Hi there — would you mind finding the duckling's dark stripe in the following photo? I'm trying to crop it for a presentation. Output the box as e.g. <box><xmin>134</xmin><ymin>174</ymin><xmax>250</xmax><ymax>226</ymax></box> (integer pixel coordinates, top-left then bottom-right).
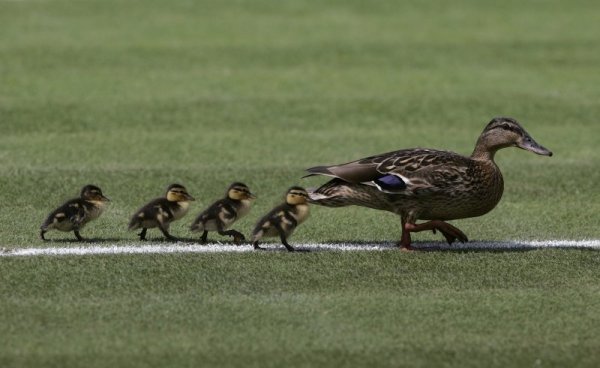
<box><xmin>290</xmin><ymin>191</ymin><xmax>308</xmax><ymax>197</ymax></box>
<box><xmin>283</xmin><ymin>212</ymin><xmax>298</xmax><ymax>227</ymax></box>
<box><xmin>222</xmin><ymin>202</ymin><xmax>237</xmax><ymax>218</ymax></box>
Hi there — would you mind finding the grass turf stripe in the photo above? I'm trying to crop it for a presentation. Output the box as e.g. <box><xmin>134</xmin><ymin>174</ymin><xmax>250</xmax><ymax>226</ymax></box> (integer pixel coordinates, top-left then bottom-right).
<box><xmin>1</xmin><ymin>240</ymin><xmax>599</xmax><ymax>257</ymax></box>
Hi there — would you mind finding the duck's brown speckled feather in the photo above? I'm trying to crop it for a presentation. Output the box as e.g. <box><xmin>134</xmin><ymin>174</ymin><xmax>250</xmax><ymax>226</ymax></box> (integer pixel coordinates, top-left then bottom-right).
<box><xmin>306</xmin><ymin>117</ymin><xmax>552</xmax><ymax>247</ymax></box>
<box><xmin>308</xmin><ymin>149</ymin><xmax>504</xmax><ymax>222</ymax></box>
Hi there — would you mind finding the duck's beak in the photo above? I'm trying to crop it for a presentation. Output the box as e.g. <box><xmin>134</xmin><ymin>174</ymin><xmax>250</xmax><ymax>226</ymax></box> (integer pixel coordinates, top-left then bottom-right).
<box><xmin>184</xmin><ymin>193</ymin><xmax>196</xmax><ymax>201</ymax></box>
<box><xmin>247</xmin><ymin>192</ymin><xmax>257</xmax><ymax>200</ymax></box>
<box><xmin>517</xmin><ymin>135</ymin><xmax>553</xmax><ymax>157</ymax></box>
<box><xmin>101</xmin><ymin>195</ymin><xmax>111</xmax><ymax>202</ymax></box>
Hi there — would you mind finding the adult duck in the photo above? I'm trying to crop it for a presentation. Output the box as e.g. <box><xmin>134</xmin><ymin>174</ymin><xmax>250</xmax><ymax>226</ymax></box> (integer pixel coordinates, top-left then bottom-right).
<box><xmin>305</xmin><ymin>117</ymin><xmax>552</xmax><ymax>250</ymax></box>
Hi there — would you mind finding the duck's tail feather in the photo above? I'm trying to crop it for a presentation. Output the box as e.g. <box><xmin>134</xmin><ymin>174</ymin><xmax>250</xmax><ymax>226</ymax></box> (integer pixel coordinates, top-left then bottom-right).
<box><xmin>303</xmin><ymin>165</ymin><xmax>337</xmax><ymax>179</ymax></box>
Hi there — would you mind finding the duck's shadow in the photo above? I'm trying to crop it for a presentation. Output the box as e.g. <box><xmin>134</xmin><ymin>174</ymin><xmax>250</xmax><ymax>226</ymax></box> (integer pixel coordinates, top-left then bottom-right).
<box><xmin>305</xmin><ymin>240</ymin><xmax>599</xmax><ymax>253</ymax></box>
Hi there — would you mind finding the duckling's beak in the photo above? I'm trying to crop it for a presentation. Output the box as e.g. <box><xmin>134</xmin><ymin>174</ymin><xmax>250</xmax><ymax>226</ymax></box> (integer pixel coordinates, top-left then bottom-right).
<box><xmin>101</xmin><ymin>195</ymin><xmax>111</xmax><ymax>202</ymax></box>
<box><xmin>518</xmin><ymin>135</ymin><xmax>553</xmax><ymax>157</ymax></box>
<box><xmin>247</xmin><ymin>192</ymin><xmax>257</xmax><ymax>200</ymax></box>
<box><xmin>184</xmin><ymin>193</ymin><xmax>196</xmax><ymax>201</ymax></box>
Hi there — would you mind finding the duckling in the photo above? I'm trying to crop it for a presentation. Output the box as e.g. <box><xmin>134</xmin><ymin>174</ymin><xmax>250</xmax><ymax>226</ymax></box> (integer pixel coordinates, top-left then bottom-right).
<box><xmin>40</xmin><ymin>184</ymin><xmax>110</xmax><ymax>241</ymax></box>
<box><xmin>251</xmin><ymin>186</ymin><xmax>310</xmax><ymax>252</ymax></box>
<box><xmin>190</xmin><ymin>182</ymin><xmax>256</xmax><ymax>244</ymax></box>
<box><xmin>128</xmin><ymin>183</ymin><xmax>195</xmax><ymax>241</ymax></box>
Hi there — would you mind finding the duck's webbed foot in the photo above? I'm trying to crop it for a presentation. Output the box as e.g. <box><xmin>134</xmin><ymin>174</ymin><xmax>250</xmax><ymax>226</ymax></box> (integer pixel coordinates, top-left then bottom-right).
<box><xmin>405</xmin><ymin>220</ymin><xmax>468</xmax><ymax>245</ymax></box>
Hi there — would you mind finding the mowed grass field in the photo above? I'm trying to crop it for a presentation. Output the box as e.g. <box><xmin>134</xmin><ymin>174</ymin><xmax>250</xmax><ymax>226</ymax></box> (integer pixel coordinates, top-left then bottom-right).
<box><xmin>1</xmin><ymin>0</ymin><xmax>600</xmax><ymax>367</ymax></box>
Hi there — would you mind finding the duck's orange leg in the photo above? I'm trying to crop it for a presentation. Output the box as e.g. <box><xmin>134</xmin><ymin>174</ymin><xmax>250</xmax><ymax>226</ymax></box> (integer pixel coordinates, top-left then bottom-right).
<box><xmin>398</xmin><ymin>218</ymin><xmax>417</xmax><ymax>251</ymax></box>
<box><xmin>405</xmin><ymin>221</ymin><xmax>468</xmax><ymax>245</ymax></box>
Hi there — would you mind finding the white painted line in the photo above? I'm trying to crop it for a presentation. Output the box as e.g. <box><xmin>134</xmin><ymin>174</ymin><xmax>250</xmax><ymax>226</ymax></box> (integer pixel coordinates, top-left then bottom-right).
<box><xmin>1</xmin><ymin>240</ymin><xmax>599</xmax><ymax>257</ymax></box>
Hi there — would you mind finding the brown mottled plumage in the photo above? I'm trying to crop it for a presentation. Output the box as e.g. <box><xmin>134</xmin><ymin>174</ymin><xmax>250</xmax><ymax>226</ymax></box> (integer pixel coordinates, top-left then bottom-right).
<box><xmin>40</xmin><ymin>185</ymin><xmax>110</xmax><ymax>241</ymax></box>
<box><xmin>129</xmin><ymin>184</ymin><xmax>195</xmax><ymax>241</ymax></box>
<box><xmin>190</xmin><ymin>182</ymin><xmax>256</xmax><ymax>244</ymax></box>
<box><xmin>251</xmin><ymin>187</ymin><xmax>310</xmax><ymax>252</ymax></box>
<box><xmin>306</xmin><ymin>117</ymin><xmax>552</xmax><ymax>250</ymax></box>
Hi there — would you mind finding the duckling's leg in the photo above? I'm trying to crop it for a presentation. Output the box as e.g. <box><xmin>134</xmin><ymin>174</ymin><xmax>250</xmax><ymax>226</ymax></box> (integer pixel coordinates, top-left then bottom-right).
<box><xmin>252</xmin><ymin>240</ymin><xmax>264</xmax><ymax>250</ymax></box>
<box><xmin>216</xmin><ymin>222</ymin><xmax>246</xmax><ymax>244</ymax></box>
<box><xmin>274</xmin><ymin>224</ymin><xmax>295</xmax><ymax>252</ymax></box>
<box><xmin>138</xmin><ymin>228</ymin><xmax>147</xmax><ymax>241</ymax></box>
<box><xmin>405</xmin><ymin>221</ymin><xmax>468</xmax><ymax>245</ymax></box>
<box><xmin>251</xmin><ymin>230</ymin><xmax>265</xmax><ymax>250</ymax></box>
<box><xmin>218</xmin><ymin>229</ymin><xmax>246</xmax><ymax>244</ymax></box>
<box><xmin>40</xmin><ymin>229</ymin><xmax>47</xmax><ymax>241</ymax></box>
<box><xmin>200</xmin><ymin>230</ymin><xmax>208</xmax><ymax>243</ymax></box>
<box><xmin>73</xmin><ymin>230</ymin><xmax>85</xmax><ymax>241</ymax></box>
<box><xmin>157</xmin><ymin>223</ymin><xmax>178</xmax><ymax>241</ymax></box>
<box><xmin>279</xmin><ymin>235</ymin><xmax>295</xmax><ymax>252</ymax></box>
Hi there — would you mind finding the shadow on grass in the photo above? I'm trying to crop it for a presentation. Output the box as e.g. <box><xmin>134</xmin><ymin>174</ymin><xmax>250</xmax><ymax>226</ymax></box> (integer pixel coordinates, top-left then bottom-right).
<box><xmin>43</xmin><ymin>236</ymin><xmax>230</xmax><ymax>244</ymax></box>
<box><xmin>44</xmin><ymin>237</ymin><xmax>125</xmax><ymax>244</ymax></box>
<box><xmin>310</xmin><ymin>240</ymin><xmax>599</xmax><ymax>253</ymax></box>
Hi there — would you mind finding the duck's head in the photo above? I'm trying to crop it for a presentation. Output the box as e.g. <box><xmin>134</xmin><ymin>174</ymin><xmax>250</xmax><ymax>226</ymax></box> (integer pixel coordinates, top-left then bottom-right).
<box><xmin>80</xmin><ymin>184</ymin><xmax>110</xmax><ymax>203</ymax></box>
<box><xmin>285</xmin><ymin>186</ymin><xmax>309</xmax><ymax>205</ymax></box>
<box><xmin>227</xmin><ymin>182</ymin><xmax>256</xmax><ymax>201</ymax></box>
<box><xmin>166</xmin><ymin>183</ymin><xmax>195</xmax><ymax>202</ymax></box>
<box><xmin>473</xmin><ymin>117</ymin><xmax>553</xmax><ymax>159</ymax></box>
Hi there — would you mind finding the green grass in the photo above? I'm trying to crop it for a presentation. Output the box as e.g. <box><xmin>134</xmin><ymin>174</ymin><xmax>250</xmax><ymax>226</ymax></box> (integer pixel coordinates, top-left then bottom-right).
<box><xmin>1</xmin><ymin>0</ymin><xmax>600</xmax><ymax>366</ymax></box>
<box><xmin>2</xmin><ymin>250</ymin><xmax>600</xmax><ymax>367</ymax></box>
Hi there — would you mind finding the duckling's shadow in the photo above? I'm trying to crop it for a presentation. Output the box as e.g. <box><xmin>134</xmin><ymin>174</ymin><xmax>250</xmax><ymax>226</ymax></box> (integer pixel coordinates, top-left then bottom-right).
<box><xmin>178</xmin><ymin>237</ymin><xmax>249</xmax><ymax>246</ymax></box>
<box><xmin>42</xmin><ymin>237</ymin><xmax>124</xmax><ymax>244</ymax></box>
<box><xmin>253</xmin><ymin>247</ymin><xmax>311</xmax><ymax>253</ymax></box>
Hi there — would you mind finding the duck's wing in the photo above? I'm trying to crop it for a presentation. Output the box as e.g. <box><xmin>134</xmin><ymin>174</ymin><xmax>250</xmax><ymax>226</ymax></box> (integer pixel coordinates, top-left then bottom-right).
<box><xmin>306</xmin><ymin>155</ymin><xmax>383</xmax><ymax>183</ymax></box>
<box><xmin>128</xmin><ymin>198</ymin><xmax>169</xmax><ymax>230</ymax></box>
<box><xmin>376</xmin><ymin>149</ymin><xmax>473</xmax><ymax>194</ymax></box>
<box><xmin>193</xmin><ymin>199</ymin><xmax>222</xmax><ymax>222</ymax></box>
<box><xmin>41</xmin><ymin>198</ymin><xmax>85</xmax><ymax>229</ymax></box>
<box><xmin>307</xmin><ymin>149</ymin><xmax>471</xmax><ymax>194</ymax></box>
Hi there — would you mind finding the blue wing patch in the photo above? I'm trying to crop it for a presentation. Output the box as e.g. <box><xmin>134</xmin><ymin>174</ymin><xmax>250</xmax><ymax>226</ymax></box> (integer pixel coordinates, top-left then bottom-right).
<box><xmin>373</xmin><ymin>174</ymin><xmax>406</xmax><ymax>192</ymax></box>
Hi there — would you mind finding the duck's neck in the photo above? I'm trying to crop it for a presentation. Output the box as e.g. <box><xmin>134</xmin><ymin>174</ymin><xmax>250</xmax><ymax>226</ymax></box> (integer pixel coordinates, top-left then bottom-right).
<box><xmin>471</xmin><ymin>139</ymin><xmax>498</xmax><ymax>162</ymax></box>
